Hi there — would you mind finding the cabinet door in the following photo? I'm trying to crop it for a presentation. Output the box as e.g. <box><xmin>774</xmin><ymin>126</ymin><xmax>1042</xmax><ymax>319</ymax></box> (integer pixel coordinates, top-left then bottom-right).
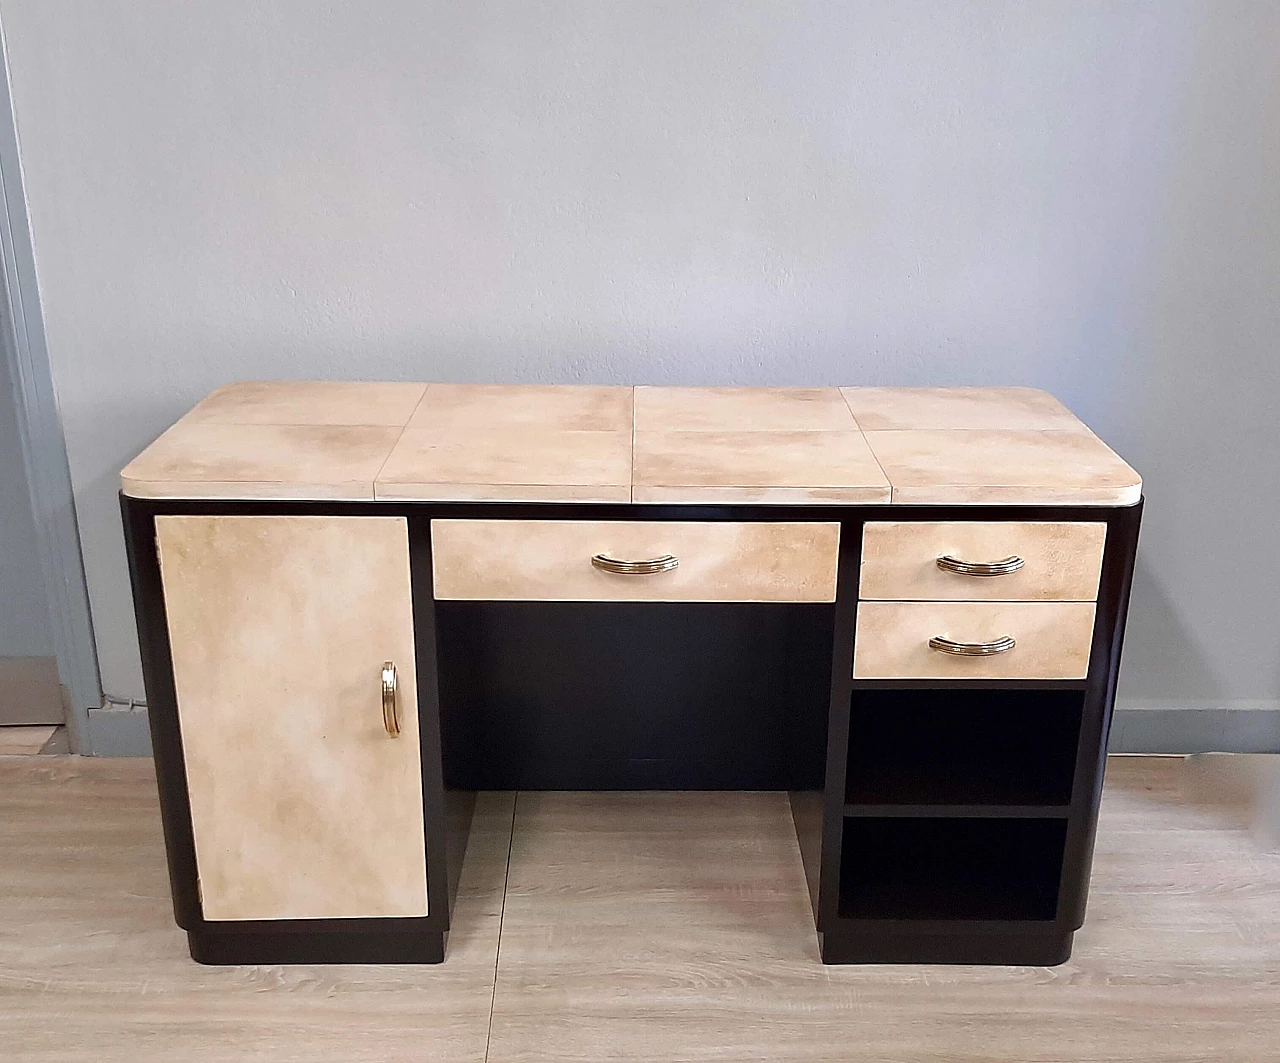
<box><xmin>155</xmin><ymin>514</ymin><xmax>428</xmax><ymax>921</ymax></box>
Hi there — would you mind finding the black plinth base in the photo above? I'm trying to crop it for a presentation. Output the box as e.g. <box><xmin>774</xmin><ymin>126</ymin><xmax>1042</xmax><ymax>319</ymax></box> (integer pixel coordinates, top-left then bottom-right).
<box><xmin>821</xmin><ymin>928</ymin><xmax>1073</xmax><ymax>966</ymax></box>
<box><xmin>188</xmin><ymin>928</ymin><xmax>446</xmax><ymax>965</ymax></box>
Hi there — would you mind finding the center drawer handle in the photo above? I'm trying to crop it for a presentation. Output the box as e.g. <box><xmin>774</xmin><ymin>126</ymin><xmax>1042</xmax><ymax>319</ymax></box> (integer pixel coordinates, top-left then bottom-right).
<box><xmin>928</xmin><ymin>634</ymin><xmax>1017</xmax><ymax>656</ymax></box>
<box><xmin>591</xmin><ymin>553</ymin><xmax>679</xmax><ymax>575</ymax></box>
<box><xmin>936</xmin><ymin>554</ymin><xmax>1025</xmax><ymax>577</ymax></box>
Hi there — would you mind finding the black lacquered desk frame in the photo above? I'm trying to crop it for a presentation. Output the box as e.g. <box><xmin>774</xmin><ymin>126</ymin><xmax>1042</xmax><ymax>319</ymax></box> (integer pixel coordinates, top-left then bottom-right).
<box><xmin>123</xmin><ymin>495</ymin><xmax>1141</xmax><ymax>966</ymax></box>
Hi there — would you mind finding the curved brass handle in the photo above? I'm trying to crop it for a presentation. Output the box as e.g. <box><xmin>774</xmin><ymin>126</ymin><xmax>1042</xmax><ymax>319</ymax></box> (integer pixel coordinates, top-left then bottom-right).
<box><xmin>936</xmin><ymin>554</ymin><xmax>1025</xmax><ymax>577</ymax></box>
<box><xmin>928</xmin><ymin>634</ymin><xmax>1017</xmax><ymax>657</ymax></box>
<box><xmin>591</xmin><ymin>553</ymin><xmax>679</xmax><ymax>575</ymax></box>
<box><xmin>381</xmin><ymin>661</ymin><xmax>401</xmax><ymax>737</ymax></box>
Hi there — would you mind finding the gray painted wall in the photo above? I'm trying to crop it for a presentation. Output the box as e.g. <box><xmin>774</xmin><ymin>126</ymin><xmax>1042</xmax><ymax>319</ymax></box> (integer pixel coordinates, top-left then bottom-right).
<box><xmin>1</xmin><ymin>2</ymin><xmax>1277</xmax><ymax>739</ymax></box>
<box><xmin>0</xmin><ymin>305</ymin><xmax>53</xmax><ymax>659</ymax></box>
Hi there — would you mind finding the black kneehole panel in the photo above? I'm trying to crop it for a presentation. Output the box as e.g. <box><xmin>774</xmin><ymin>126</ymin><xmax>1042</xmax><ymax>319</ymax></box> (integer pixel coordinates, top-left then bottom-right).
<box><xmin>436</xmin><ymin>601</ymin><xmax>833</xmax><ymax>790</ymax></box>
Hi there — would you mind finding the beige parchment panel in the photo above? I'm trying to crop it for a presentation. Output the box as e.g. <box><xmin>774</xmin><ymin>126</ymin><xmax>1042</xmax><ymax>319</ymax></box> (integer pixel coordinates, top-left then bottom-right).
<box><xmin>633</xmin><ymin>429</ymin><xmax>892</xmax><ymax>500</ymax></box>
<box><xmin>853</xmin><ymin>600</ymin><xmax>1096</xmax><ymax>679</ymax></box>
<box><xmin>864</xmin><ymin>429</ymin><xmax>1142</xmax><ymax>505</ymax></box>
<box><xmin>407</xmin><ymin>383</ymin><xmax>633</xmax><ymax>432</ymax></box>
<box><xmin>377</xmin><ymin>481</ymin><xmax>632</xmax><ymax>503</ymax></box>
<box><xmin>840</xmin><ymin>386</ymin><xmax>1085</xmax><ymax>431</ymax></box>
<box><xmin>184</xmin><ymin>381</ymin><xmax>427</xmax><ymax>426</ymax></box>
<box><xmin>156</xmin><ymin>515</ymin><xmax>427</xmax><ymax>920</ymax></box>
<box><xmin>121</xmin><ymin>423</ymin><xmax>401</xmax><ymax>500</ymax></box>
<box><xmin>431</xmin><ymin>519</ymin><xmax>840</xmax><ymax>602</ymax></box>
<box><xmin>634</xmin><ymin>386</ymin><xmax>857</xmax><ymax>432</ymax></box>
<box><xmin>631</xmin><ymin>484</ymin><xmax>890</xmax><ymax>504</ymax></box>
<box><xmin>860</xmin><ymin>521</ymin><xmax>1107</xmax><ymax>601</ymax></box>
<box><xmin>378</xmin><ymin>426</ymin><xmax>632</xmax><ymax>501</ymax></box>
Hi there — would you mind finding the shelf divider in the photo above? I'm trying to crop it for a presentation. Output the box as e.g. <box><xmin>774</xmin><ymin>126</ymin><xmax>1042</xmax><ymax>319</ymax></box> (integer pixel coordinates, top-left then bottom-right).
<box><xmin>843</xmin><ymin>802</ymin><xmax>1070</xmax><ymax>820</ymax></box>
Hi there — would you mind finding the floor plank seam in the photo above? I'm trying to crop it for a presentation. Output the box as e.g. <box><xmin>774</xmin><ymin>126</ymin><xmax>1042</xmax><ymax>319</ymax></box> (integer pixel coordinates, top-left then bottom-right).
<box><xmin>484</xmin><ymin>791</ymin><xmax>518</xmax><ymax>1063</ymax></box>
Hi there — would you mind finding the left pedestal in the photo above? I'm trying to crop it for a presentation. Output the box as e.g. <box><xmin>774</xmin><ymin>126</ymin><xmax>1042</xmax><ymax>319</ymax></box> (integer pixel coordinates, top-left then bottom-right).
<box><xmin>123</xmin><ymin>502</ymin><xmax>458</xmax><ymax>964</ymax></box>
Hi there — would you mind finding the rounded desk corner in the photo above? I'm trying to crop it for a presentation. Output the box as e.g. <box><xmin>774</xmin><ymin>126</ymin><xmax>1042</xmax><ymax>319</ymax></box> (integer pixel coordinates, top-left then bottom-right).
<box><xmin>120</xmin><ymin>472</ymin><xmax>152</xmax><ymax>499</ymax></box>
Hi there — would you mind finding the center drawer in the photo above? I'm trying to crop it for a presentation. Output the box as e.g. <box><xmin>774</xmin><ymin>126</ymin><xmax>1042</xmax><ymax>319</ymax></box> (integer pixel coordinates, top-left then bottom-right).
<box><xmin>431</xmin><ymin>519</ymin><xmax>840</xmax><ymax>602</ymax></box>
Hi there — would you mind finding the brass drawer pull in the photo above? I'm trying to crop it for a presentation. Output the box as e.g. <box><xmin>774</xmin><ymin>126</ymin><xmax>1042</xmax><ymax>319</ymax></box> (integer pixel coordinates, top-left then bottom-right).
<box><xmin>381</xmin><ymin>661</ymin><xmax>401</xmax><ymax>737</ymax></box>
<box><xmin>928</xmin><ymin>634</ymin><xmax>1017</xmax><ymax>656</ymax></box>
<box><xmin>591</xmin><ymin>553</ymin><xmax>679</xmax><ymax>575</ymax></box>
<box><xmin>936</xmin><ymin>554</ymin><xmax>1025</xmax><ymax>577</ymax></box>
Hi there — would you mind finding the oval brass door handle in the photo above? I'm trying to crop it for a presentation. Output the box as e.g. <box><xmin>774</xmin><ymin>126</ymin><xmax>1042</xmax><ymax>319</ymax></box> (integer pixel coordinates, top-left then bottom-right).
<box><xmin>936</xmin><ymin>554</ymin><xmax>1025</xmax><ymax>577</ymax></box>
<box><xmin>381</xmin><ymin>661</ymin><xmax>401</xmax><ymax>737</ymax></box>
<box><xmin>928</xmin><ymin>634</ymin><xmax>1017</xmax><ymax>656</ymax></box>
<box><xmin>591</xmin><ymin>553</ymin><xmax>679</xmax><ymax>574</ymax></box>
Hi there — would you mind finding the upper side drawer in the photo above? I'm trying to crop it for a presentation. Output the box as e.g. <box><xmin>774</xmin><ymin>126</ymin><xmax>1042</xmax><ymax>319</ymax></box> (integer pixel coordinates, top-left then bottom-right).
<box><xmin>859</xmin><ymin>521</ymin><xmax>1106</xmax><ymax>601</ymax></box>
<box><xmin>432</xmin><ymin>519</ymin><xmax>839</xmax><ymax>602</ymax></box>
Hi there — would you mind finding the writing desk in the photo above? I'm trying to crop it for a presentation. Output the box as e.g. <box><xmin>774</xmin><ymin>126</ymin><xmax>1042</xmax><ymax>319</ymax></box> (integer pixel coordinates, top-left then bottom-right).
<box><xmin>121</xmin><ymin>383</ymin><xmax>1141</xmax><ymax>965</ymax></box>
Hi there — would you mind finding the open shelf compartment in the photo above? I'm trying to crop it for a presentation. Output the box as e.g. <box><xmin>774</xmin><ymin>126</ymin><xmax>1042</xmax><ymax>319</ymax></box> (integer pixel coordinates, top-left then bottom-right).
<box><xmin>838</xmin><ymin>816</ymin><xmax>1068</xmax><ymax>921</ymax></box>
<box><xmin>845</xmin><ymin>687</ymin><xmax>1082</xmax><ymax>808</ymax></box>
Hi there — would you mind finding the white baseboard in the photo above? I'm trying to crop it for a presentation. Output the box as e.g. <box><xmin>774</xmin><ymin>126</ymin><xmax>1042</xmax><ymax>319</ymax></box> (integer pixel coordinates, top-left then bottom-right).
<box><xmin>1111</xmin><ymin>700</ymin><xmax>1280</xmax><ymax>753</ymax></box>
<box><xmin>85</xmin><ymin>701</ymin><xmax>151</xmax><ymax>756</ymax></box>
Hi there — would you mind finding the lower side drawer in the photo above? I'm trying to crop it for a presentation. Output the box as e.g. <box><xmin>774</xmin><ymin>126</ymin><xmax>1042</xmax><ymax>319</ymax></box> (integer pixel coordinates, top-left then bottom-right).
<box><xmin>853</xmin><ymin>600</ymin><xmax>1096</xmax><ymax>680</ymax></box>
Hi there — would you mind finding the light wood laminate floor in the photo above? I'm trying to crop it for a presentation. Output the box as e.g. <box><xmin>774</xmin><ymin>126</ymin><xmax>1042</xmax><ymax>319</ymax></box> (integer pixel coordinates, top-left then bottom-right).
<box><xmin>0</xmin><ymin>726</ymin><xmax>59</xmax><ymax>755</ymax></box>
<box><xmin>1</xmin><ymin>757</ymin><xmax>1277</xmax><ymax>1061</ymax></box>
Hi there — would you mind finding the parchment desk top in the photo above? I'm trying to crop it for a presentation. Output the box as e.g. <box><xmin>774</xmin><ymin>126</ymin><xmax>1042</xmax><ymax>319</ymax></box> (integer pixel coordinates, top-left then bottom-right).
<box><xmin>121</xmin><ymin>383</ymin><xmax>1141</xmax><ymax>506</ymax></box>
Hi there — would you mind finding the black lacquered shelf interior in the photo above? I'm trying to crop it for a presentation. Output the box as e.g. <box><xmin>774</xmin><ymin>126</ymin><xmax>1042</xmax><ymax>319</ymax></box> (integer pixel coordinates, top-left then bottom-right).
<box><xmin>844</xmin><ymin>687</ymin><xmax>1082</xmax><ymax>808</ymax></box>
<box><xmin>838</xmin><ymin>816</ymin><xmax>1068</xmax><ymax>921</ymax></box>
